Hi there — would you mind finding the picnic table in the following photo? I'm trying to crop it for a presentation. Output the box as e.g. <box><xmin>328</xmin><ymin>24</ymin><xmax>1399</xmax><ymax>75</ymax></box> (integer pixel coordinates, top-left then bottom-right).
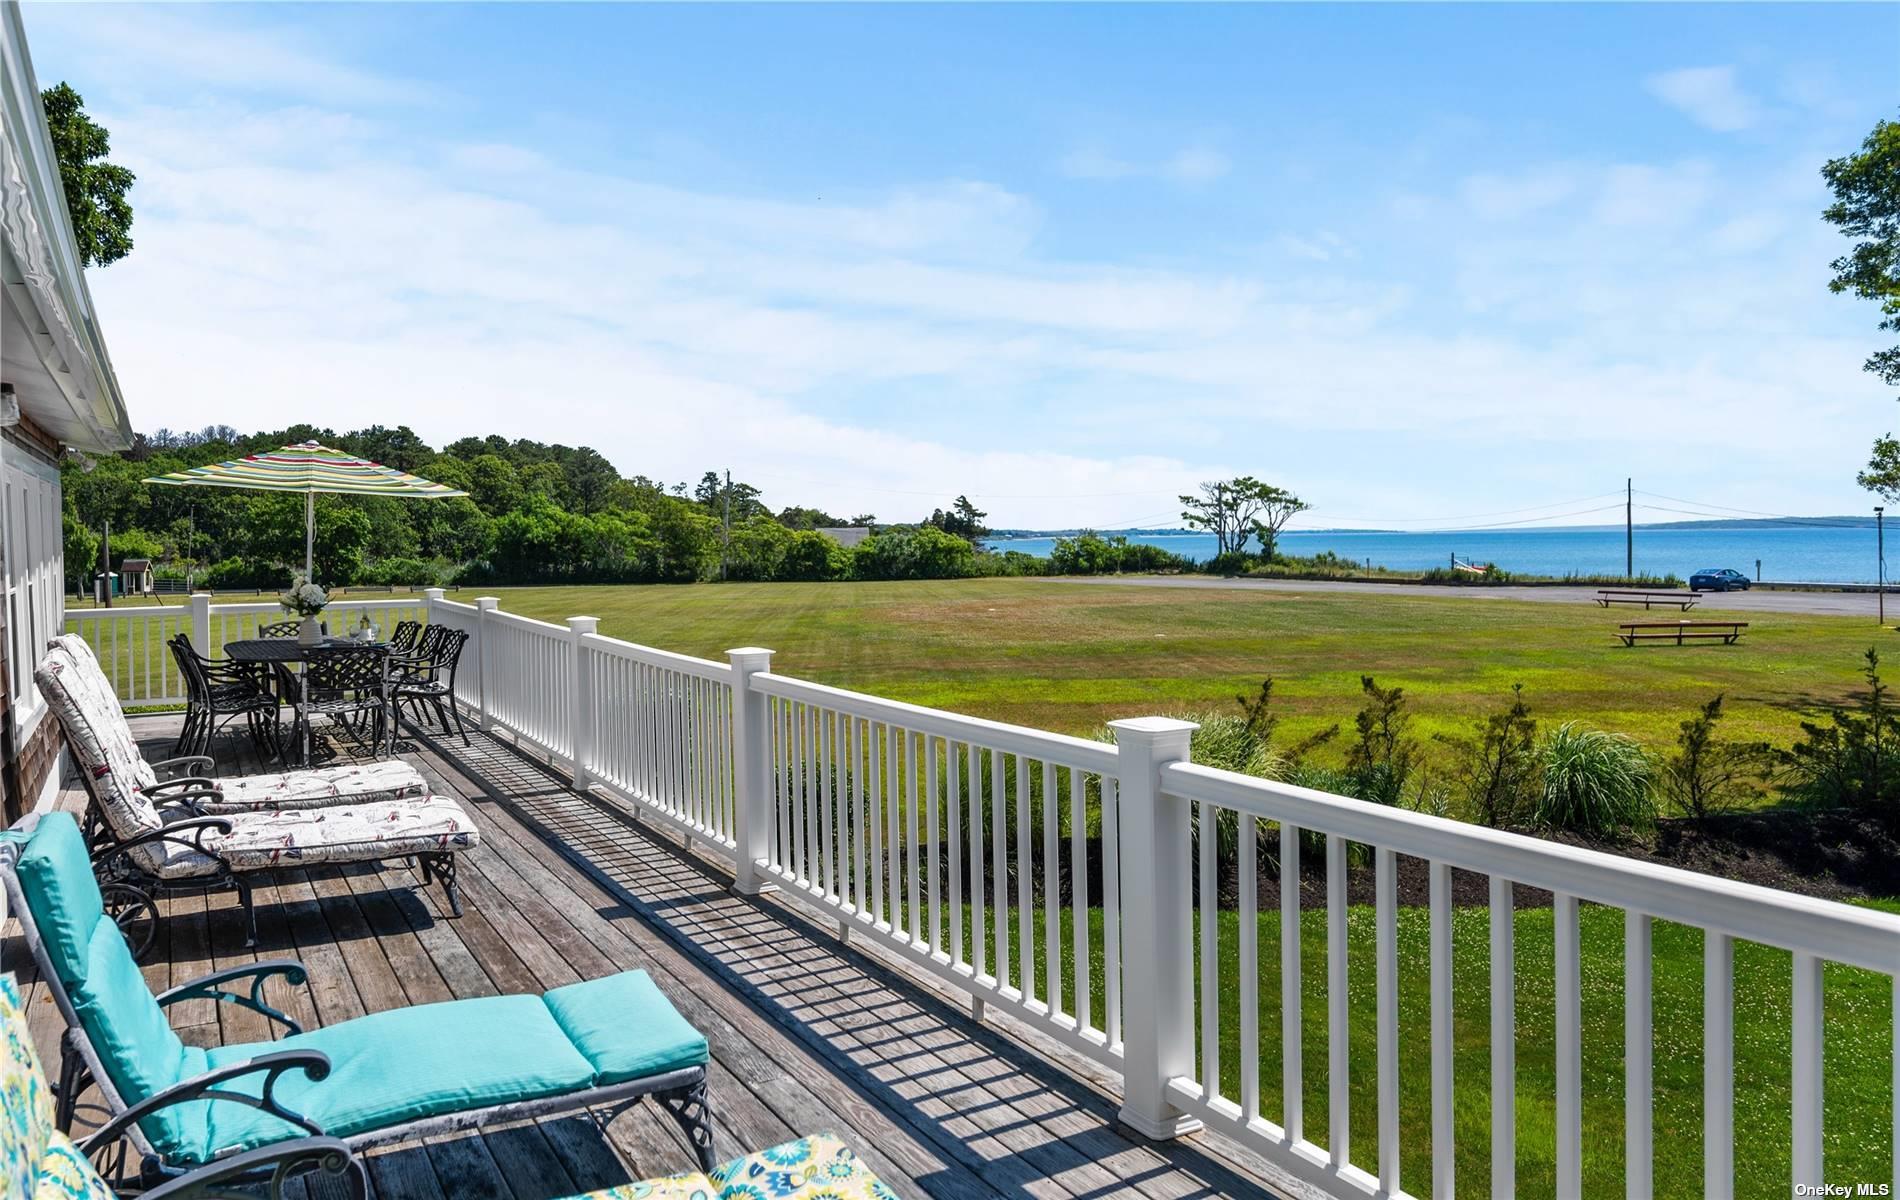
<box><xmin>1616</xmin><ymin>620</ymin><xmax>1747</xmax><ymax>646</ymax></box>
<box><xmin>1596</xmin><ymin>588</ymin><xmax>1700</xmax><ymax>610</ymax></box>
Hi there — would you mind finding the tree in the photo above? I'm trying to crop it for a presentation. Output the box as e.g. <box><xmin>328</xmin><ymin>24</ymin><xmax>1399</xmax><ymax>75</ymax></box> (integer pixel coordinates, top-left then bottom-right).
<box><xmin>1661</xmin><ymin>695</ymin><xmax>1768</xmax><ymax>830</ymax></box>
<box><xmin>1823</xmin><ymin>113</ymin><xmax>1900</xmax><ymax>389</ymax></box>
<box><xmin>1179</xmin><ymin>476</ymin><xmax>1301</xmax><ymax>559</ymax></box>
<box><xmin>41</xmin><ymin>84</ymin><xmax>134</xmax><ymax>267</ymax></box>
<box><xmin>1249</xmin><ymin>485</ymin><xmax>1309</xmax><ymax>561</ymax></box>
<box><xmin>1446</xmin><ymin>684</ymin><xmax>1540</xmax><ymax>828</ymax></box>
<box><xmin>927</xmin><ymin>495</ymin><xmax>989</xmax><ymax>544</ymax></box>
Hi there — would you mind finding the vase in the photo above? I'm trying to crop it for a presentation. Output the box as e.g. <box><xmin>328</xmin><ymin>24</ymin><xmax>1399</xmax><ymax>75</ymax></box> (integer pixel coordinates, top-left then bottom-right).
<box><xmin>298</xmin><ymin>616</ymin><xmax>321</xmax><ymax>645</ymax></box>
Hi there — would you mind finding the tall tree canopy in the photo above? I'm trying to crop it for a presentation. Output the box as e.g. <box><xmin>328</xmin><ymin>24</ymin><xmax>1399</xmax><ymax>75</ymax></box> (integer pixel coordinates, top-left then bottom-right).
<box><xmin>1823</xmin><ymin>113</ymin><xmax>1900</xmax><ymax>497</ymax></box>
<box><xmin>41</xmin><ymin>83</ymin><xmax>134</xmax><ymax>267</ymax></box>
<box><xmin>1180</xmin><ymin>477</ymin><xmax>1304</xmax><ymax>559</ymax></box>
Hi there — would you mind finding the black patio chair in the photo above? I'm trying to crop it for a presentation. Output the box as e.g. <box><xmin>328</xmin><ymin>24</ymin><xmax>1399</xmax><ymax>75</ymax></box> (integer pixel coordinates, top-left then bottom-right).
<box><xmin>388</xmin><ymin>619</ymin><xmax>422</xmax><ymax>653</ymax></box>
<box><xmin>258</xmin><ymin>620</ymin><xmax>302</xmax><ymax>638</ymax></box>
<box><xmin>167</xmin><ymin>634</ymin><xmax>281</xmax><ymax>762</ymax></box>
<box><xmin>300</xmin><ymin>643</ymin><xmax>393</xmax><ymax>759</ymax></box>
<box><xmin>392</xmin><ymin>626</ymin><xmax>470</xmax><ymax>746</ymax></box>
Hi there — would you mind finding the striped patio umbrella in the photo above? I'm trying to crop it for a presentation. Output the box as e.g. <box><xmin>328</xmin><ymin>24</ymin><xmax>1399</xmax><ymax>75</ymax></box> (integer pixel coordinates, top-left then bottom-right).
<box><xmin>144</xmin><ymin>441</ymin><xmax>468</xmax><ymax>578</ymax></box>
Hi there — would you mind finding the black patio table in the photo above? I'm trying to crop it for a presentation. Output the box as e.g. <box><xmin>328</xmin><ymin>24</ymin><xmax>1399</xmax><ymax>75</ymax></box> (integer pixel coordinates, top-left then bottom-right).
<box><xmin>224</xmin><ymin>637</ymin><xmax>393</xmax><ymax>764</ymax></box>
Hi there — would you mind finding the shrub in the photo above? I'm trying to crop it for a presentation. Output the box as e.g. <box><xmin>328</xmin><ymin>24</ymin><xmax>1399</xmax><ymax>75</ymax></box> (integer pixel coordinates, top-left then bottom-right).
<box><xmin>1443</xmin><ymin>684</ymin><xmax>1541</xmax><ymax>827</ymax></box>
<box><xmin>1661</xmin><ymin>695</ymin><xmax>1769</xmax><ymax>828</ymax></box>
<box><xmin>778</xmin><ymin>530</ymin><xmax>851</xmax><ymax>581</ymax></box>
<box><xmin>1536</xmin><ymin>723</ymin><xmax>1654</xmax><ymax>835</ymax></box>
<box><xmin>851</xmin><ymin>526</ymin><xmax>977</xmax><ymax>580</ymax></box>
<box><xmin>1346</xmin><ymin>676</ymin><xmax>1417</xmax><ymax>806</ymax></box>
<box><xmin>199</xmin><ymin>556</ymin><xmax>284</xmax><ymax>590</ymax></box>
<box><xmin>360</xmin><ymin>556</ymin><xmax>443</xmax><ymax>588</ymax></box>
<box><xmin>1779</xmin><ymin>647</ymin><xmax>1900</xmax><ymax>826</ymax></box>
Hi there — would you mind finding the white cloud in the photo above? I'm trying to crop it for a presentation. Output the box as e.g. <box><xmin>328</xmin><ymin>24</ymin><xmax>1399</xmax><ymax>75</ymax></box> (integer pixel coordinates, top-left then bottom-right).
<box><xmin>45</xmin><ymin>9</ymin><xmax>1887</xmax><ymax>526</ymax></box>
<box><xmin>1057</xmin><ymin>143</ymin><xmax>1230</xmax><ymax>184</ymax></box>
<box><xmin>1645</xmin><ymin>66</ymin><xmax>1760</xmax><ymax>132</ymax></box>
<box><xmin>1461</xmin><ymin>166</ymin><xmax>1577</xmax><ymax>220</ymax></box>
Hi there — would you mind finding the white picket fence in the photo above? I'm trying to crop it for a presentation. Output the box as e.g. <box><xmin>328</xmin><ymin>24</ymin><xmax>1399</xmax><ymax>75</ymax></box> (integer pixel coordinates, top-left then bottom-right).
<box><xmin>65</xmin><ymin>592</ymin><xmax>1900</xmax><ymax>1200</ymax></box>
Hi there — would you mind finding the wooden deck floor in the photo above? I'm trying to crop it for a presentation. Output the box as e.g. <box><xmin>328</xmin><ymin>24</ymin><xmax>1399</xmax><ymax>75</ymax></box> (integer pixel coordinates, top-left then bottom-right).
<box><xmin>3</xmin><ymin>712</ymin><xmax>1300</xmax><ymax>1200</ymax></box>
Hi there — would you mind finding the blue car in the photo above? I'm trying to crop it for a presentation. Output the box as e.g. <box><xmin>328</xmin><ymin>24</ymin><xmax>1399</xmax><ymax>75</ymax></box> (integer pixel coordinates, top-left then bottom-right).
<box><xmin>1689</xmin><ymin>567</ymin><xmax>1751</xmax><ymax>592</ymax></box>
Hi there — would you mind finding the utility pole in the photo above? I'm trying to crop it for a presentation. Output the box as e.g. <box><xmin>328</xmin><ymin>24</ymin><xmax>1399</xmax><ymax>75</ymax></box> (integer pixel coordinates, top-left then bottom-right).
<box><xmin>100</xmin><ymin>518</ymin><xmax>112</xmax><ymax>609</ymax></box>
<box><xmin>1878</xmin><ymin>506</ymin><xmax>1886</xmax><ymax>627</ymax></box>
<box><xmin>1626</xmin><ymin>478</ymin><xmax>1633</xmax><ymax>579</ymax></box>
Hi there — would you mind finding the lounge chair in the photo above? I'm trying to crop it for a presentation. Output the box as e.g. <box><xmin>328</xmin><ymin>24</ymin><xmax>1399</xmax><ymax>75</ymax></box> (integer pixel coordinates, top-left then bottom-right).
<box><xmin>52</xmin><ymin>633</ymin><xmax>428</xmax><ymax>814</ymax></box>
<box><xmin>5</xmin><ymin>967</ymin><xmax>884</xmax><ymax>1200</ymax></box>
<box><xmin>1</xmin><ymin>813</ymin><xmax>717</xmax><ymax>1192</ymax></box>
<box><xmin>36</xmin><ymin>637</ymin><xmax>477</xmax><ymax>948</ymax></box>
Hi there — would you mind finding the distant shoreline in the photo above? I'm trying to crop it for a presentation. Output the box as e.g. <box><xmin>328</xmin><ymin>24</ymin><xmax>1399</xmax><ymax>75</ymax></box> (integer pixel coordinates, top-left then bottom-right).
<box><xmin>989</xmin><ymin>516</ymin><xmax>1876</xmax><ymax>538</ymax></box>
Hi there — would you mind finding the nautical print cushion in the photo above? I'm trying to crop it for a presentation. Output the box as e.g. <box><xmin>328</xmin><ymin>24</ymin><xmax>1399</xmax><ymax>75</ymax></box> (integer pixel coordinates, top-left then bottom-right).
<box><xmin>152</xmin><ymin>795</ymin><xmax>481</xmax><ymax>878</ymax></box>
<box><xmin>189</xmin><ymin>760</ymin><xmax>428</xmax><ymax>813</ymax></box>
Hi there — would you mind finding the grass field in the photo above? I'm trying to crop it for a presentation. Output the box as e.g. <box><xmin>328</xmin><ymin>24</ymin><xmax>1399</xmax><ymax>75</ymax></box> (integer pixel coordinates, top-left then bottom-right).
<box><xmin>439</xmin><ymin>578</ymin><xmax>1894</xmax><ymax>788</ymax></box>
<box><xmin>944</xmin><ymin>895</ymin><xmax>1897</xmax><ymax>1199</ymax></box>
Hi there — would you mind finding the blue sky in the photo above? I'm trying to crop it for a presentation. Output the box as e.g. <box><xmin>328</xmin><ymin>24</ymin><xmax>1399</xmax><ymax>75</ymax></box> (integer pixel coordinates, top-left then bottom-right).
<box><xmin>22</xmin><ymin>3</ymin><xmax>1900</xmax><ymax>528</ymax></box>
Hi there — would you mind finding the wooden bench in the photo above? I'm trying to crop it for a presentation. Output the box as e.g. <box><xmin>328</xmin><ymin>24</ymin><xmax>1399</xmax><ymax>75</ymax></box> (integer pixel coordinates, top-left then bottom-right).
<box><xmin>1617</xmin><ymin>620</ymin><xmax>1747</xmax><ymax>646</ymax></box>
<box><xmin>1596</xmin><ymin>588</ymin><xmax>1700</xmax><ymax>610</ymax></box>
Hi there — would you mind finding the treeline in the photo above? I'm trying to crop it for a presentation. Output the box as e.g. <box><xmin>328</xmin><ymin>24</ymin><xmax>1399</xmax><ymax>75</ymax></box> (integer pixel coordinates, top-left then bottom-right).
<box><xmin>61</xmin><ymin>424</ymin><xmax>1206</xmax><ymax>589</ymax></box>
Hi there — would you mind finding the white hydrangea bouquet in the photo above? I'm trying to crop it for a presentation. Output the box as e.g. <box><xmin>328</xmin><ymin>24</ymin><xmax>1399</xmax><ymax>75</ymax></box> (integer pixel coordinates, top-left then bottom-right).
<box><xmin>279</xmin><ymin>573</ymin><xmax>330</xmax><ymax>617</ymax></box>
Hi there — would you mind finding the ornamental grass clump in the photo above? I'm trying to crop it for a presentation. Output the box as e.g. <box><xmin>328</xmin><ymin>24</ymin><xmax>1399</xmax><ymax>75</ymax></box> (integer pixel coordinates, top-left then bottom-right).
<box><xmin>1536</xmin><ymin>722</ymin><xmax>1655</xmax><ymax>836</ymax></box>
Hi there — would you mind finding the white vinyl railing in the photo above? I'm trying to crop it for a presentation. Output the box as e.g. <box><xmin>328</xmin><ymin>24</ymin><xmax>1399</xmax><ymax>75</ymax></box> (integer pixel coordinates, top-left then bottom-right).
<box><xmin>64</xmin><ymin>591</ymin><xmax>1900</xmax><ymax>1198</ymax></box>
<box><xmin>64</xmin><ymin>593</ymin><xmax>431</xmax><ymax>706</ymax></box>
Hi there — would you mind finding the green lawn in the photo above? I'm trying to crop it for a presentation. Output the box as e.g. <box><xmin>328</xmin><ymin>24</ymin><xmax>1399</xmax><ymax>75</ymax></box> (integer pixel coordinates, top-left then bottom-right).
<box><xmin>448</xmin><ymin>578</ymin><xmax>1890</xmax><ymax>782</ymax></box>
<box><xmin>939</xmin><ymin>895</ymin><xmax>1897</xmax><ymax>1199</ymax></box>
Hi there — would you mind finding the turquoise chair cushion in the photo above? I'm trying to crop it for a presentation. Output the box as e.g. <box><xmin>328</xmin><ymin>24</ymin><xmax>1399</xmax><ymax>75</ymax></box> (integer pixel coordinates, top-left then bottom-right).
<box><xmin>69</xmin><ymin>920</ymin><xmax>207</xmax><ymax>1160</ymax></box>
<box><xmin>544</xmin><ymin>971</ymin><xmax>709</xmax><ymax>1085</ymax></box>
<box><xmin>199</xmin><ymin>994</ymin><xmax>596</xmax><ymax>1157</ymax></box>
<box><xmin>15</xmin><ymin>815</ymin><xmax>105</xmax><ymax>987</ymax></box>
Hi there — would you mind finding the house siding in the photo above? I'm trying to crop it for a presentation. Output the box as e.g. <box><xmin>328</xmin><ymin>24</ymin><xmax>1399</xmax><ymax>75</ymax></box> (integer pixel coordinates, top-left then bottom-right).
<box><xmin>0</xmin><ymin>412</ymin><xmax>65</xmax><ymax>825</ymax></box>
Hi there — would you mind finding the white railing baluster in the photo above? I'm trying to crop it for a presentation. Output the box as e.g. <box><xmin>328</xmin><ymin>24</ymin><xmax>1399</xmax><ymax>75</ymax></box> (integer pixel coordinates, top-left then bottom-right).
<box><xmin>1328</xmin><ymin>833</ymin><xmax>1350</xmax><ymax>1169</ymax></box>
<box><xmin>1072</xmin><ymin>768</ymin><xmax>1091</xmax><ymax>1034</ymax></box>
<box><xmin>1281</xmin><ymin>820</ymin><xmax>1302</xmax><ymax>1145</ymax></box>
<box><xmin>1104</xmin><ymin>776</ymin><xmax>1123</xmax><ymax>1052</ymax></box>
<box><xmin>992</xmin><ymin>748</ymin><xmax>1009</xmax><ymax>993</ymax></box>
<box><xmin>1626</xmin><ymin>910</ymin><xmax>1652</xmax><ymax>1200</ymax></box>
<box><xmin>1042</xmin><ymin>759</ymin><xmax>1059</xmax><ymax>1015</ymax></box>
<box><xmin>1017</xmin><ymin>753</ymin><xmax>1034</xmax><ymax>1005</ymax></box>
<box><xmin>947</xmin><ymin>739</ymin><xmax>964</xmax><ymax>968</ymax></box>
<box><xmin>1705</xmin><ymin>931</ymin><xmax>1734</xmax><ymax>1200</ymax></box>
<box><xmin>873</xmin><ymin>722</ymin><xmax>887</xmax><ymax>928</ymax></box>
<box><xmin>968</xmin><ymin>742</ymin><xmax>984</xmax><ymax>981</ymax></box>
<box><xmin>1555</xmin><ymin>892</ymin><xmax>1582</xmax><ymax>1200</ymax></box>
<box><xmin>1376</xmin><ymin>846</ymin><xmax>1399</xmax><ymax>1197</ymax></box>
<box><xmin>1200</xmin><ymin>799</ymin><xmax>1220</xmax><ymax>1101</ymax></box>
<box><xmin>925</xmin><ymin>734</ymin><xmax>941</xmax><ymax>953</ymax></box>
<box><xmin>1792</xmin><ymin>951</ymin><xmax>1822</xmax><ymax>1192</ymax></box>
<box><xmin>1238</xmin><ymin>812</ymin><xmax>1258</xmax><ymax>1124</ymax></box>
<box><xmin>905</xmin><ymin>729</ymin><xmax>920</xmax><ymax>943</ymax></box>
<box><xmin>1430</xmin><ymin>859</ymin><xmax>1454</xmax><ymax>1200</ymax></box>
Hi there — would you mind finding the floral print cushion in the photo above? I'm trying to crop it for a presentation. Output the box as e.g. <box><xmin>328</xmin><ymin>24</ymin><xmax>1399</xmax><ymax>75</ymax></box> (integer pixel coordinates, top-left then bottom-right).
<box><xmin>152</xmin><ymin>794</ymin><xmax>481</xmax><ymax>878</ymax></box>
<box><xmin>3</xmin><ymin>975</ymin><xmax>112</xmax><ymax>1200</ymax></box>
<box><xmin>29</xmin><ymin>1136</ymin><xmax>113</xmax><ymax>1200</ymax></box>
<box><xmin>33</xmin><ymin>645</ymin><xmax>166</xmax><ymax>872</ymax></box>
<box><xmin>192</xmin><ymin>760</ymin><xmax>428</xmax><ymax>814</ymax></box>
<box><xmin>579</xmin><ymin>1137</ymin><xmax>898</xmax><ymax>1200</ymax></box>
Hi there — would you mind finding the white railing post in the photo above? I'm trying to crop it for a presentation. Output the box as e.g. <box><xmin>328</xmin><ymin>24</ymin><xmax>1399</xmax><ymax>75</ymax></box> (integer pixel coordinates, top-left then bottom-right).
<box><xmin>188</xmin><ymin>592</ymin><xmax>212</xmax><ymax>656</ymax></box>
<box><xmin>1108</xmin><ymin>715</ymin><xmax>1202</xmax><ymax>1140</ymax></box>
<box><xmin>567</xmin><ymin>617</ymin><xmax>599</xmax><ymax>788</ymax></box>
<box><xmin>727</xmin><ymin>647</ymin><xmax>776</xmax><ymax>895</ymax></box>
<box><xmin>474</xmin><ymin>596</ymin><xmax>499</xmax><ymax>729</ymax></box>
<box><xmin>423</xmin><ymin>587</ymin><xmax>445</xmax><ymax>621</ymax></box>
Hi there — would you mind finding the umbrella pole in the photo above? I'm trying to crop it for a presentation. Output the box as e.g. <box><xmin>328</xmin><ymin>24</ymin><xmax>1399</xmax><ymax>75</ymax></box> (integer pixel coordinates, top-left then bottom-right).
<box><xmin>305</xmin><ymin>492</ymin><xmax>315</xmax><ymax>580</ymax></box>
